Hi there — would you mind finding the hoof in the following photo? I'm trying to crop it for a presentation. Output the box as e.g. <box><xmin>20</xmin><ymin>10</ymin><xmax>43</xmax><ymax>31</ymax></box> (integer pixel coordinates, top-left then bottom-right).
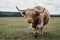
<box><xmin>34</xmin><ymin>32</ymin><xmax>38</xmax><ymax>38</ymax></box>
<box><xmin>34</xmin><ymin>35</ymin><xmax>38</xmax><ymax>38</ymax></box>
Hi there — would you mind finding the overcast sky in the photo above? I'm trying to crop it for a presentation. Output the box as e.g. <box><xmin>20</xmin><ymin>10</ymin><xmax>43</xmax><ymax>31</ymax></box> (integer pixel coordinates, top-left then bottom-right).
<box><xmin>0</xmin><ymin>0</ymin><xmax>60</xmax><ymax>15</ymax></box>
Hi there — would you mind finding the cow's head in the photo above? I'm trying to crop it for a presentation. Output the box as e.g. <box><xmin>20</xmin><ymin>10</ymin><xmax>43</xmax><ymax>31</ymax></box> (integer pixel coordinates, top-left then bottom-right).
<box><xmin>16</xmin><ymin>6</ymin><xmax>41</xmax><ymax>24</ymax></box>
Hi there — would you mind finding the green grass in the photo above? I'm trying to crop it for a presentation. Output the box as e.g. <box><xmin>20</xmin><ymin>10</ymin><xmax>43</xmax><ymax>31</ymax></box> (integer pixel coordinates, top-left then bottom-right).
<box><xmin>0</xmin><ymin>17</ymin><xmax>60</xmax><ymax>40</ymax></box>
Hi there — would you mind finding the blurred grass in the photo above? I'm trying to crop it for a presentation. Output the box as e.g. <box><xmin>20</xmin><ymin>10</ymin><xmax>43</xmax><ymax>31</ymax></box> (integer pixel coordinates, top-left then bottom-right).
<box><xmin>0</xmin><ymin>17</ymin><xmax>60</xmax><ymax>40</ymax></box>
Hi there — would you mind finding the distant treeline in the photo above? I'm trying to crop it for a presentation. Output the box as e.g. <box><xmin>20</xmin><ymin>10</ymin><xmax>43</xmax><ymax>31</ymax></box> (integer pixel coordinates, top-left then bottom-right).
<box><xmin>0</xmin><ymin>11</ymin><xmax>60</xmax><ymax>17</ymax></box>
<box><xmin>0</xmin><ymin>11</ymin><xmax>22</xmax><ymax>17</ymax></box>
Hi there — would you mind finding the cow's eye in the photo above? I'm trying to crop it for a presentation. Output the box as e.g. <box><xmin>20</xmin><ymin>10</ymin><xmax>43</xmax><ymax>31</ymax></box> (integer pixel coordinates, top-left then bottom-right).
<box><xmin>22</xmin><ymin>12</ymin><xmax>25</xmax><ymax>15</ymax></box>
<box><xmin>36</xmin><ymin>11</ymin><xmax>40</xmax><ymax>16</ymax></box>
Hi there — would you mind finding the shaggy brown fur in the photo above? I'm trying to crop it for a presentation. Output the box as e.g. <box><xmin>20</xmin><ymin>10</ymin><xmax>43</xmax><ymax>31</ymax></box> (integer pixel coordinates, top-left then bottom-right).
<box><xmin>16</xmin><ymin>6</ymin><xmax>50</xmax><ymax>37</ymax></box>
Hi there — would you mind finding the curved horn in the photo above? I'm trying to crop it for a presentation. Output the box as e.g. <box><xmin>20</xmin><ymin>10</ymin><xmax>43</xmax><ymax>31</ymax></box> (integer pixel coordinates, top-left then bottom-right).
<box><xmin>16</xmin><ymin>6</ymin><xmax>24</xmax><ymax>11</ymax></box>
<box><xmin>35</xmin><ymin>8</ymin><xmax>45</xmax><ymax>13</ymax></box>
<box><xmin>39</xmin><ymin>8</ymin><xmax>45</xmax><ymax>13</ymax></box>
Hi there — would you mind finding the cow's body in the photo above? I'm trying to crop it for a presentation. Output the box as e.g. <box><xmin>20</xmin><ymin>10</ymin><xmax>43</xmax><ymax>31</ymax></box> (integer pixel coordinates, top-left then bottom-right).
<box><xmin>32</xmin><ymin>6</ymin><xmax>49</xmax><ymax>28</ymax></box>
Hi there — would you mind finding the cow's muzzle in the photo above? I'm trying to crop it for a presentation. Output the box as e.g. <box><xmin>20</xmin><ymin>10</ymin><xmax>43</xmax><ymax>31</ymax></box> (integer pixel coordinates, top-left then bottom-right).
<box><xmin>27</xmin><ymin>19</ymin><xmax>32</xmax><ymax>24</ymax></box>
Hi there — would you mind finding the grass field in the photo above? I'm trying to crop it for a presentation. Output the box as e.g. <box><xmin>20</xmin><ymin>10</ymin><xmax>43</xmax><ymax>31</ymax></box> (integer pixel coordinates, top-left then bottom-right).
<box><xmin>0</xmin><ymin>17</ymin><xmax>60</xmax><ymax>40</ymax></box>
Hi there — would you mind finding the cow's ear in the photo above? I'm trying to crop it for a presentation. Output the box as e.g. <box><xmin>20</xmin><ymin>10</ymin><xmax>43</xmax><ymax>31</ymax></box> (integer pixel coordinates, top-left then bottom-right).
<box><xmin>36</xmin><ymin>11</ymin><xmax>40</xmax><ymax>16</ymax></box>
<box><xmin>22</xmin><ymin>11</ymin><xmax>25</xmax><ymax>15</ymax></box>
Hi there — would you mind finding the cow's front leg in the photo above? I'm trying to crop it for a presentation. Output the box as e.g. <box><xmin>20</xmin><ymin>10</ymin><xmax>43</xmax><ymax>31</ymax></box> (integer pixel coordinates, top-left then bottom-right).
<box><xmin>37</xmin><ymin>22</ymin><xmax>43</xmax><ymax>36</ymax></box>
<box><xmin>40</xmin><ymin>27</ymin><xmax>43</xmax><ymax>36</ymax></box>
<box><xmin>34</xmin><ymin>28</ymin><xmax>39</xmax><ymax>38</ymax></box>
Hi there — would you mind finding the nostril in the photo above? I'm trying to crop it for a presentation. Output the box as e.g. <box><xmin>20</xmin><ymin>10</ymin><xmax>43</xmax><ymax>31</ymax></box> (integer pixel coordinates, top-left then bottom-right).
<box><xmin>28</xmin><ymin>20</ymin><xmax>32</xmax><ymax>23</ymax></box>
